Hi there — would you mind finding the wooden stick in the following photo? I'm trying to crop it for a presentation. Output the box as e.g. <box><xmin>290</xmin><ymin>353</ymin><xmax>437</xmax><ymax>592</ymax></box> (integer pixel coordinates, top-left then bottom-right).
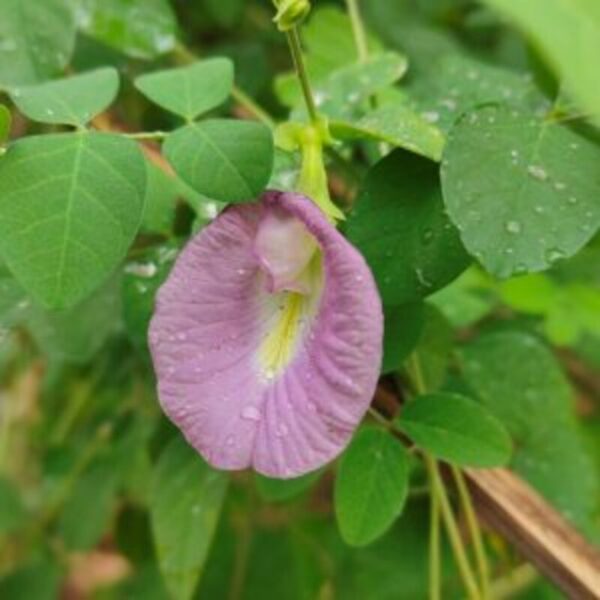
<box><xmin>464</xmin><ymin>467</ymin><xmax>600</xmax><ymax>600</ymax></box>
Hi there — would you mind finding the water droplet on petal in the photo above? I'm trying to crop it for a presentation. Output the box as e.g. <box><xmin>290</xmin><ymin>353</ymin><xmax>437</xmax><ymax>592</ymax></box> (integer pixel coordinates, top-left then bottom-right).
<box><xmin>241</xmin><ymin>406</ymin><xmax>261</xmax><ymax>422</ymax></box>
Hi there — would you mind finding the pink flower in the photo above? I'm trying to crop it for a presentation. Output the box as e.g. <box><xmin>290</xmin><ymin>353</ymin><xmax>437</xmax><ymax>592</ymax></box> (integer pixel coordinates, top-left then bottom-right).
<box><xmin>149</xmin><ymin>191</ymin><xmax>383</xmax><ymax>478</ymax></box>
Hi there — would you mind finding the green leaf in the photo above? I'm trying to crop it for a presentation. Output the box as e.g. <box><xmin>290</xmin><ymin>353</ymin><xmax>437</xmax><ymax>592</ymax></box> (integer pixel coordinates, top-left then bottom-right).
<box><xmin>441</xmin><ymin>105</ymin><xmax>600</xmax><ymax>278</ymax></box>
<box><xmin>0</xmin><ymin>105</ymin><xmax>10</xmax><ymax>143</ymax></box>
<box><xmin>331</xmin><ymin>103</ymin><xmax>445</xmax><ymax>162</ymax></box>
<box><xmin>135</xmin><ymin>59</ymin><xmax>234</xmax><ymax>121</ymax></box>
<box><xmin>382</xmin><ymin>302</ymin><xmax>425</xmax><ymax>374</ymax></box>
<box><xmin>398</xmin><ymin>393</ymin><xmax>512</xmax><ymax>467</ymax></box>
<box><xmin>0</xmin><ymin>132</ymin><xmax>146</xmax><ymax>309</ymax></box>
<box><xmin>10</xmin><ymin>68</ymin><xmax>119</xmax><ymax>127</ymax></box>
<box><xmin>406</xmin><ymin>53</ymin><xmax>546</xmax><ymax>133</ymax></box>
<box><xmin>165</xmin><ymin>120</ymin><xmax>274</xmax><ymax>203</ymax></box>
<box><xmin>347</xmin><ymin>150</ymin><xmax>470</xmax><ymax>306</ymax></box>
<box><xmin>151</xmin><ymin>437</ymin><xmax>228</xmax><ymax>600</ymax></box>
<box><xmin>335</xmin><ymin>427</ymin><xmax>409</xmax><ymax>546</ymax></box>
<box><xmin>78</xmin><ymin>0</ymin><xmax>177</xmax><ymax>60</ymax></box>
<box><xmin>0</xmin><ymin>0</ymin><xmax>76</xmax><ymax>89</ymax></box>
<box><xmin>481</xmin><ymin>0</ymin><xmax>600</xmax><ymax>127</ymax></box>
<box><xmin>255</xmin><ymin>469</ymin><xmax>323</xmax><ymax>503</ymax></box>
<box><xmin>462</xmin><ymin>330</ymin><xmax>600</xmax><ymax>533</ymax></box>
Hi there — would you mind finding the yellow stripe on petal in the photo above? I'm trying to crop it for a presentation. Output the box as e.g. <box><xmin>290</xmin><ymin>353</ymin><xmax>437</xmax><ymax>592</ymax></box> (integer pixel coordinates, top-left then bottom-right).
<box><xmin>258</xmin><ymin>255</ymin><xmax>323</xmax><ymax>381</ymax></box>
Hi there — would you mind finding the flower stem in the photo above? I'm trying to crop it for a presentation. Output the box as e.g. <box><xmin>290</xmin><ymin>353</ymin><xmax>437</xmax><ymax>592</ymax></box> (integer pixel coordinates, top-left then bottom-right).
<box><xmin>451</xmin><ymin>465</ymin><xmax>492</xmax><ymax>599</ymax></box>
<box><xmin>429</xmin><ymin>472</ymin><xmax>442</xmax><ymax>600</ymax></box>
<box><xmin>345</xmin><ymin>0</ymin><xmax>369</xmax><ymax>63</ymax></box>
<box><xmin>425</xmin><ymin>455</ymin><xmax>482</xmax><ymax>600</ymax></box>
<box><xmin>285</xmin><ymin>27</ymin><xmax>319</xmax><ymax>124</ymax></box>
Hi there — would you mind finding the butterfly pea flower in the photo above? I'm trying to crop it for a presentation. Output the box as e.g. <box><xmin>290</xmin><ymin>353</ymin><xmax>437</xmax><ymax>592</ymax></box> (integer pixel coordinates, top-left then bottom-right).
<box><xmin>149</xmin><ymin>191</ymin><xmax>383</xmax><ymax>478</ymax></box>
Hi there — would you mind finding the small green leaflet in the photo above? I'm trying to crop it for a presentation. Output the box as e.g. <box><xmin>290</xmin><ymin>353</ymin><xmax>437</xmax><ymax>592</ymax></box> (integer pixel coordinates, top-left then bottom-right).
<box><xmin>335</xmin><ymin>427</ymin><xmax>409</xmax><ymax>547</ymax></box>
<box><xmin>165</xmin><ymin>119</ymin><xmax>274</xmax><ymax>203</ymax></box>
<box><xmin>135</xmin><ymin>58</ymin><xmax>234</xmax><ymax>121</ymax></box>
<box><xmin>0</xmin><ymin>105</ymin><xmax>10</xmax><ymax>143</ymax></box>
<box><xmin>281</xmin><ymin>52</ymin><xmax>408</xmax><ymax>120</ymax></box>
<box><xmin>331</xmin><ymin>103</ymin><xmax>445</xmax><ymax>162</ymax></box>
<box><xmin>77</xmin><ymin>0</ymin><xmax>177</xmax><ymax>60</ymax></box>
<box><xmin>347</xmin><ymin>150</ymin><xmax>470</xmax><ymax>306</ymax></box>
<box><xmin>0</xmin><ymin>0</ymin><xmax>76</xmax><ymax>89</ymax></box>
<box><xmin>481</xmin><ymin>0</ymin><xmax>600</xmax><ymax>127</ymax></box>
<box><xmin>10</xmin><ymin>68</ymin><xmax>119</xmax><ymax>127</ymax></box>
<box><xmin>441</xmin><ymin>105</ymin><xmax>600</xmax><ymax>279</ymax></box>
<box><xmin>151</xmin><ymin>437</ymin><xmax>228</xmax><ymax>600</ymax></box>
<box><xmin>397</xmin><ymin>393</ymin><xmax>512</xmax><ymax>467</ymax></box>
<box><xmin>0</xmin><ymin>132</ymin><xmax>146</xmax><ymax>309</ymax></box>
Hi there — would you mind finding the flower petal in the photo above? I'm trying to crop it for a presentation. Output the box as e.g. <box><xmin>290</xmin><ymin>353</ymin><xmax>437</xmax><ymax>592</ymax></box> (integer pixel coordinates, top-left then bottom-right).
<box><xmin>149</xmin><ymin>191</ymin><xmax>383</xmax><ymax>477</ymax></box>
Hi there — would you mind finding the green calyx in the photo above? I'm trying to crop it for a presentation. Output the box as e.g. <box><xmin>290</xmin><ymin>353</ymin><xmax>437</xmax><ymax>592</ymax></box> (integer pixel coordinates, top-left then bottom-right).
<box><xmin>276</xmin><ymin>118</ymin><xmax>344</xmax><ymax>223</ymax></box>
<box><xmin>272</xmin><ymin>0</ymin><xmax>311</xmax><ymax>32</ymax></box>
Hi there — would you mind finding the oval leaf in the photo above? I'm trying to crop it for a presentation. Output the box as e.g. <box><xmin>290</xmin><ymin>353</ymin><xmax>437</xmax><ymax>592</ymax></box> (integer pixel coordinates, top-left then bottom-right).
<box><xmin>151</xmin><ymin>437</ymin><xmax>228</xmax><ymax>600</ymax></box>
<box><xmin>347</xmin><ymin>150</ymin><xmax>470</xmax><ymax>306</ymax></box>
<box><xmin>398</xmin><ymin>392</ymin><xmax>512</xmax><ymax>467</ymax></box>
<box><xmin>331</xmin><ymin>103</ymin><xmax>445</xmax><ymax>162</ymax></box>
<box><xmin>10</xmin><ymin>68</ymin><xmax>119</xmax><ymax>126</ymax></box>
<box><xmin>335</xmin><ymin>427</ymin><xmax>409</xmax><ymax>546</ymax></box>
<box><xmin>165</xmin><ymin>119</ymin><xmax>274</xmax><ymax>203</ymax></box>
<box><xmin>135</xmin><ymin>58</ymin><xmax>234</xmax><ymax>120</ymax></box>
<box><xmin>441</xmin><ymin>105</ymin><xmax>600</xmax><ymax>278</ymax></box>
<box><xmin>0</xmin><ymin>132</ymin><xmax>146</xmax><ymax>309</ymax></box>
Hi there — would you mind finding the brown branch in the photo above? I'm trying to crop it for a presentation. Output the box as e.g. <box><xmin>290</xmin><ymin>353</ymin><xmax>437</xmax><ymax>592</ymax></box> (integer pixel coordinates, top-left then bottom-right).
<box><xmin>465</xmin><ymin>468</ymin><xmax>600</xmax><ymax>600</ymax></box>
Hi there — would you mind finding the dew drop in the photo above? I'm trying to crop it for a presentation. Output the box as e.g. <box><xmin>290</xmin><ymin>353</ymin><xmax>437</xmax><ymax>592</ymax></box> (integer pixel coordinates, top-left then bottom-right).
<box><xmin>554</xmin><ymin>181</ymin><xmax>566</xmax><ymax>191</ymax></box>
<box><xmin>422</xmin><ymin>228</ymin><xmax>434</xmax><ymax>244</ymax></box>
<box><xmin>505</xmin><ymin>221</ymin><xmax>521</xmax><ymax>234</ymax></box>
<box><xmin>534</xmin><ymin>205</ymin><xmax>544</xmax><ymax>214</ymax></box>
<box><xmin>275</xmin><ymin>424</ymin><xmax>289</xmax><ymax>438</ymax></box>
<box><xmin>241</xmin><ymin>406</ymin><xmax>261</xmax><ymax>422</ymax></box>
<box><xmin>527</xmin><ymin>165</ymin><xmax>548</xmax><ymax>181</ymax></box>
<box><xmin>546</xmin><ymin>248</ymin><xmax>565</xmax><ymax>264</ymax></box>
<box><xmin>567</xmin><ymin>196</ymin><xmax>578</xmax><ymax>205</ymax></box>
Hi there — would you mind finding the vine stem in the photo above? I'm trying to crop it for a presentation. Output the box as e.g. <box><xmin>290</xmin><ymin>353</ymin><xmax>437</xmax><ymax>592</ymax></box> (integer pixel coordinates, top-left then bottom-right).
<box><xmin>425</xmin><ymin>456</ymin><xmax>482</xmax><ymax>600</ymax></box>
<box><xmin>285</xmin><ymin>27</ymin><xmax>319</xmax><ymax>124</ymax></box>
<box><xmin>451</xmin><ymin>466</ymin><xmax>492</xmax><ymax>599</ymax></box>
<box><xmin>345</xmin><ymin>0</ymin><xmax>369</xmax><ymax>63</ymax></box>
<box><xmin>429</xmin><ymin>473</ymin><xmax>442</xmax><ymax>600</ymax></box>
<box><xmin>408</xmin><ymin>352</ymin><xmax>482</xmax><ymax>600</ymax></box>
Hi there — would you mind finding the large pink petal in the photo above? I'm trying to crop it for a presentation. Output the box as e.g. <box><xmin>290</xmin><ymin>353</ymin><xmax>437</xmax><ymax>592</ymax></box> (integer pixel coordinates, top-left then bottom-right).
<box><xmin>149</xmin><ymin>191</ymin><xmax>383</xmax><ymax>477</ymax></box>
